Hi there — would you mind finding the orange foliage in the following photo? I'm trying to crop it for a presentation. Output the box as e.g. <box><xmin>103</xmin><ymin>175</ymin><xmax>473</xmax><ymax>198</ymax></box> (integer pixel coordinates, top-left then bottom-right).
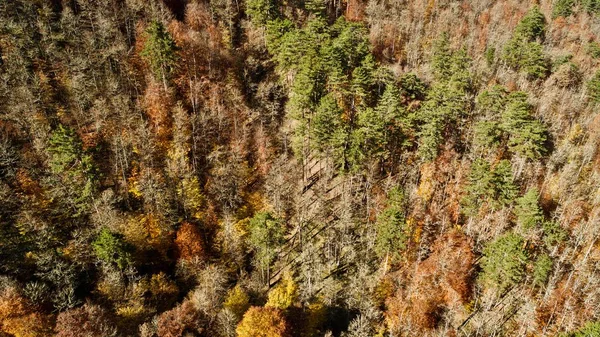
<box><xmin>385</xmin><ymin>231</ymin><xmax>474</xmax><ymax>332</ymax></box>
<box><xmin>143</xmin><ymin>81</ymin><xmax>174</xmax><ymax>150</ymax></box>
<box><xmin>0</xmin><ymin>286</ymin><xmax>51</xmax><ymax>337</ymax></box>
<box><xmin>236</xmin><ymin>306</ymin><xmax>291</xmax><ymax>337</ymax></box>
<box><xmin>174</xmin><ymin>221</ymin><xmax>207</xmax><ymax>261</ymax></box>
<box><xmin>346</xmin><ymin>0</ymin><xmax>366</xmax><ymax>22</ymax></box>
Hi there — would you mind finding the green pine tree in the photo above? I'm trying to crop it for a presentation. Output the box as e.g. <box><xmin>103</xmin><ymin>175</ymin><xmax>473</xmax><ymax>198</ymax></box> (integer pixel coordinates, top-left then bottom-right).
<box><xmin>141</xmin><ymin>21</ymin><xmax>178</xmax><ymax>90</ymax></box>
<box><xmin>480</xmin><ymin>232</ymin><xmax>528</xmax><ymax>292</ymax></box>
<box><xmin>515</xmin><ymin>188</ymin><xmax>544</xmax><ymax>230</ymax></box>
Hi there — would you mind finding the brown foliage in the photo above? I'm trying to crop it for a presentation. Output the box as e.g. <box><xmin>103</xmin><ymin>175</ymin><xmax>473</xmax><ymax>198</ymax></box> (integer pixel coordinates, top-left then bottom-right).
<box><xmin>143</xmin><ymin>81</ymin><xmax>174</xmax><ymax>150</ymax></box>
<box><xmin>157</xmin><ymin>301</ymin><xmax>203</xmax><ymax>337</ymax></box>
<box><xmin>0</xmin><ymin>286</ymin><xmax>51</xmax><ymax>337</ymax></box>
<box><xmin>55</xmin><ymin>303</ymin><xmax>117</xmax><ymax>337</ymax></box>
<box><xmin>385</xmin><ymin>231</ymin><xmax>475</xmax><ymax>333</ymax></box>
<box><xmin>174</xmin><ymin>221</ymin><xmax>207</xmax><ymax>261</ymax></box>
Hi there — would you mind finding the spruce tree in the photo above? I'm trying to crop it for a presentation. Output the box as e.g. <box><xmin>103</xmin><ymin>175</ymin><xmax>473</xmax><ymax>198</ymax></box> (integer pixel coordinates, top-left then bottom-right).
<box><xmin>141</xmin><ymin>21</ymin><xmax>178</xmax><ymax>90</ymax></box>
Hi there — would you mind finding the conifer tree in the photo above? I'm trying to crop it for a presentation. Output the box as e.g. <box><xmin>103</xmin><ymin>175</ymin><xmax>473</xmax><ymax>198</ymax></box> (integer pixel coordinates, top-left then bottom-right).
<box><xmin>515</xmin><ymin>188</ymin><xmax>544</xmax><ymax>230</ymax></box>
<box><xmin>480</xmin><ymin>232</ymin><xmax>528</xmax><ymax>292</ymax></box>
<box><xmin>141</xmin><ymin>21</ymin><xmax>178</xmax><ymax>90</ymax></box>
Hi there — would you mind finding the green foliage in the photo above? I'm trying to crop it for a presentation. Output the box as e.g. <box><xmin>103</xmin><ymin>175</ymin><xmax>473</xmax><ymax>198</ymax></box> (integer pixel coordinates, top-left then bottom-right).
<box><xmin>246</xmin><ymin>0</ymin><xmax>279</xmax><ymax>25</ymax></box>
<box><xmin>503</xmin><ymin>7</ymin><xmax>549</xmax><ymax>79</ymax></box>
<box><xmin>349</xmin><ymin>107</ymin><xmax>387</xmax><ymax>169</ymax></box>
<box><xmin>515</xmin><ymin>188</ymin><xmax>544</xmax><ymax>230</ymax></box>
<box><xmin>311</xmin><ymin>94</ymin><xmax>344</xmax><ymax>153</ymax></box>
<box><xmin>493</xmin><ymin>160</ymin><xmax>519</xmax><ymax>206</ymax></box>
<box><xmin>374</xmin><ymin>187</ymin><xmax>409</xmax><ymax>261</ymax></box>
<box><xmin>247</xmin><ymin>212</ymin><xmax>286</xmax><ymax>276</ymax></box>
<box><xmin>141</xmin><ymin>21</ymin><xmax>178</xmax><ymax>83</ymax></box>
<box><xmin>586</xmin><ymin>42</ymin><xmax>600</xmax><ymax>59</ymax></box>
<box><xmin>431</xmin><ymin>32</ymin><xmax>453</xmax><ymax>81</ymax></box>
<box><xmin>532</xmin><ymin>253</ymin><xmax>552</xmax><ymax>287</ymax></box>
<box><xmin>501</xmin><ymin>92</ymin><xmax>547</xmax><ymax>159</ymax></box>
<box><xmin>553</xmin><ymin>0</ymin><xmax>575</xmax><ymax>18</ymax></box>
<box><xmin>461</xmin><ymin>159</ymin><xmax>518</xmax><ymax>216</ymax></box>
<box><xmin>477</xmin><ymin>85</ymin><xmax>508</xmax><ymax>115</ymax></box>
<box><xmin>399</xmin><ymin>73</ymin><xmax>426</xmax><ymax>100</ymax></box>
<box><xmin>305</xmin><ymin>0</ymin><xmax>326</xmax><ymax>14</ymax></box>
<box><xmin>473</xmin><ymin>121</ymin><xmax>502</xmax><ymax>149</ymax></box>
<box><xmin>48</xmin><ymin>125</ymin><xmax>84</xmax><ymax>174</ymax></box>
<box><xmin>552</xmin><ymin>54</ymin><xmax>573</xmax><ymax>71</ymax></box>
<box><xmin>47</xmin><ymin>125</ymin><xmax>97</xmax><ymax>215</ymax></box>
<box><xmin>417</xmin><ymin>118</ymin><xmax>443</xmax><ymax>161</ymax></box>
<box><xmin>480</xmin><ymin>232</ymin><xmax>528</xmax><ymax>292</ymax></box>
<box><xmin>352</xmin><ymin>54</ymin><xmax>376</xmax><ymax>105</ymax></box>
<box><xmin>92</xmin><ymin>228</ymin><xmax>132</xmax><ymax>269</ymax></box>
<box><xmin>542</xmin><ymin>220</ymin><xmax>568</xmax><ymax>248</ymax></box>
<box><xmin>515</xmin><ymin>6</ymin><xmax>546</xmax><ymax>41</ymax></box>
<box><xmin>561</xmin><ymin>321</ymin><xmax>600</xmax><ymax>337</ymax></box>
<box><xmin>485</xmin><ymin>46</ymin><xmax>496</xmax><ymax>67</ymax></box>
<box><xmin>586</xmin><ymin>70</ymin><xmax>600</xmax><ymax>103</ymax></box>
<box><xmin>582</xmin><ymin>0</ymin><xmax>600</xmax><ymax>15</ymax></box>
<box><xmin>416</xmin><ymin>39</ymin><xmax>473</xmax><ymax>161</ymax></box>
<box><xmin>520</xmin><ymin>42</ymin><xmax>550</xmax><ymax>79</ymax></box>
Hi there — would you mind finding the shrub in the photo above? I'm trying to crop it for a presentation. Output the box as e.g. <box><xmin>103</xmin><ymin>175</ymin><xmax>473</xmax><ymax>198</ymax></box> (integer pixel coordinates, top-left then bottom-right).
<box><xmin>552</xmin><ymin>0</ymin><xmax>575</xmax><ymax>18</ymax></box>
<box><xmin>586</xmin><ymin>42</ymin><xmax>600</xmax><ymax>59</ymax></box>
<box><xmin>586</xmin><ymin>70</ymin><xmax>600</xmax><ymax>102</ymax></box>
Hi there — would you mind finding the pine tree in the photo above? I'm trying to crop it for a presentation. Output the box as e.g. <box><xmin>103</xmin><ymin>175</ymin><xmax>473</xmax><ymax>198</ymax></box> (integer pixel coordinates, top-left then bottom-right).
<box><xmin>92</xmin><ymin>228</ymin><xmax>132</xmax><ymax>269</ymax></box>
<box><xmin>480</xmin><ymin>232</ymin><xmax>528</xmax><ymax>292</ymax></box>
<box><xmin>514</xmin><ymin>6</ymin><xmax>546</xmax><ymax>41</ymax></box>
<box><xmin>375</xmin><ymin>187</ymin><xmax>409</xmax><ymax>261</ymax></box>
<box><xmin>501</xmin><ymin>92</ymin><xmax>547</xmax><ymax>159</ymax></box>
<box><xmin>533</xmin><ymin>253</ymin><xmax>552</xmax><ymax>287</ymax></box>
<box><xmin>246</xmin><ymin>0</ymin><xmax>279</xmax><ymax>25</ymax></box>
<box><xmin>515</xmin><ymin>188</ymin><xmax>544</xmax><ymax>230</ymax></box>
<box><xmin>247</xmin><ymin>212</ymin><xmax>286</xmax><ymax>284</ymax></box>
<box><xmin>431</xmin><ymin>33</ymin><xmax>452</xmax><ymax>81</ymax></box>
<box><xmin>47</xmin><ymin>125</ymin><xmax>97</xmax><ymax>216</ymax></box>
<box><xmin>492</xmin><ymin>159</ymin><xmax>518</xmax><ymax>207</ymax></box>
<box><xmin>141</xmin><ymin>21</ymin><xmax>178</xmax><ymax>90</ymax></box>
<box><xmin>586</xmin><ymin>70</ymin><xmax>600</xmax><ymax>103</ymax></box>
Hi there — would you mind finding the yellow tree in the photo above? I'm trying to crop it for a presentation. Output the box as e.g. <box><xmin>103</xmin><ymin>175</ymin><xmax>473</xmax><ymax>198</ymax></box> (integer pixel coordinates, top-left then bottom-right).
<box><xmin>236</xmin><ymin>307</ymin><xmax>291</xmax><ymax>337</ymax></box>
<box><xmin>265</xmin><ymin>273</ymin><xmax>298</xmax><ymax>310</ymax></box>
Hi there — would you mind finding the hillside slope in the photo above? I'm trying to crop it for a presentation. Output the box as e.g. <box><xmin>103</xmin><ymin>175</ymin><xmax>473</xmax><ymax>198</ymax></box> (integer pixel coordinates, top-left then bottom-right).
<box><xmin>0</xmin><ymin>0</ymin><xmax>599</xmax><ymax>336</ymax></box>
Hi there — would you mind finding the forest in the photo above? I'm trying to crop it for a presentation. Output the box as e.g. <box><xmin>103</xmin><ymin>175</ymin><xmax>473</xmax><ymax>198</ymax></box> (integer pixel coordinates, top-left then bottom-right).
<box><xmin>0</xmin><ymin>0</ymin><xmax>599</xmax><ymax>336</ymax></box>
